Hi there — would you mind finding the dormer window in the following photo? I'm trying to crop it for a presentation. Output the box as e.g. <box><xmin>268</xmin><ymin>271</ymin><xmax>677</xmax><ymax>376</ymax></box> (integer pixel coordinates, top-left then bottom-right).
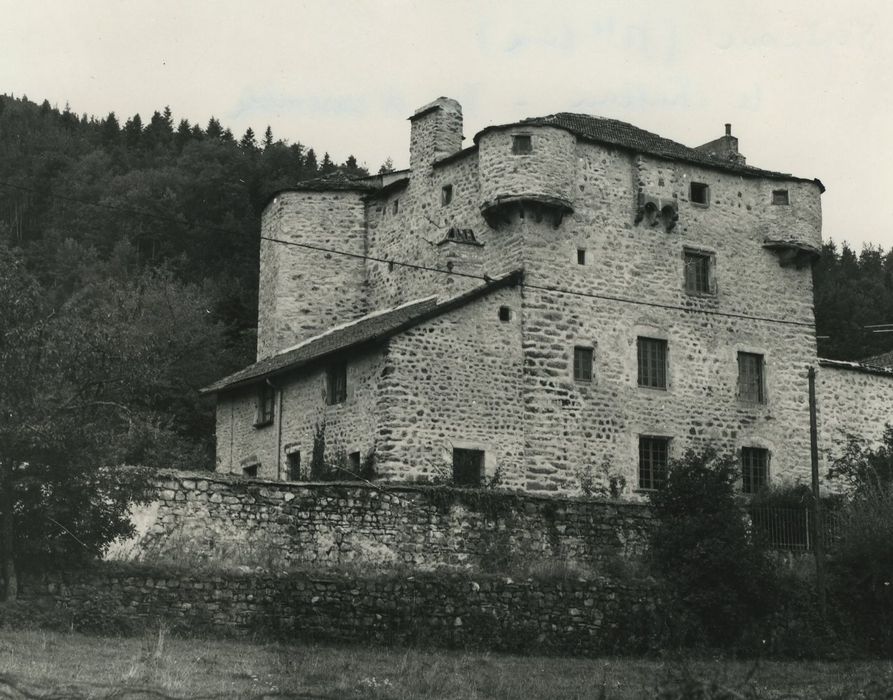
<box><xmin>690</xmin><ymin>182</ymin><xmax>709</xmax><ymax>205</ymax></box>
<box><xmin>441</xmin><ymin>184</ymin><xmax>453</xmax><ymax>206</ymax></box>
<box><xmin>772</xmin><ymin>189</ymin><xmax>789</xmax><ymax>205</ymax></box>
<box><xmin>511</xmin><ymin>134</ymin><xmax>532</xmax><ymax>155</ymax></box>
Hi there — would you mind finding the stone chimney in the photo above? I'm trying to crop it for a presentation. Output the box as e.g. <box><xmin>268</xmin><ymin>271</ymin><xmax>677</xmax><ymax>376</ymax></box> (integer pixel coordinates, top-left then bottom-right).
<box><xmin>408</xmin><ymin>97</ymin><xmax>463</xmax><ymax>173</ymax></box>
<box><xmin>695</xmin><ymin>123</ymin><xmax>746</xmax><ymax>165</ymax></box>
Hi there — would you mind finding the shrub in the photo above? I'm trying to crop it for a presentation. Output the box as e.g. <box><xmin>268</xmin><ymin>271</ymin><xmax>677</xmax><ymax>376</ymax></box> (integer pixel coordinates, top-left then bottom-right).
<box><xmin>648</xmin><ymin>449</ymin><xmax>778</xmax><ymax>649</ymax></box>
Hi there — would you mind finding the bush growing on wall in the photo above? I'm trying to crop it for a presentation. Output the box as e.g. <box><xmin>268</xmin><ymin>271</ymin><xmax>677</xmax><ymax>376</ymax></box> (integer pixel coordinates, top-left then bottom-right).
<box><xmin>648</xmin><ymin>449</ymin><xmax>778</xmax><ymax>648</ymax></box>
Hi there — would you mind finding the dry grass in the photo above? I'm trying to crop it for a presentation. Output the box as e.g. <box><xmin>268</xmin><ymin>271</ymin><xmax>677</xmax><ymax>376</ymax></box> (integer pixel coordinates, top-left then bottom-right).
<box><xmin>0</xmin><ymin>627</ymin><xmax>890</xmax><ymax>699</ymax></box>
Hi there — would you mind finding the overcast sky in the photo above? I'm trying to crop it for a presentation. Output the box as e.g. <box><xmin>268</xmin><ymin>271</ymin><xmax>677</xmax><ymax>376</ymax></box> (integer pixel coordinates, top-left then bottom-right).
<box><xmin>3</xmin><ymin>1</ymin><xmax>891</xmax><ymax>251</ymax></box>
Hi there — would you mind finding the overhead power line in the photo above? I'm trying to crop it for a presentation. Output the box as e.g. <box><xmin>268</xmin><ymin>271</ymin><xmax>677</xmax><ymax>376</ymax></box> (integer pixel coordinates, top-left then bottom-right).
<box><xmin>0</xmin><ymin>179</ymin><xmax>816</xmax><ymax>328</ymax></box>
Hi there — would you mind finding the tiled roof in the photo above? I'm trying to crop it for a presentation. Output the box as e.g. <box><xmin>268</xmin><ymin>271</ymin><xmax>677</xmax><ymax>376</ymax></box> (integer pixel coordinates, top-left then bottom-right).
<box><xmin>475</xmin><ymin>113</ymin><xmax>822</xmax><ymax>186</ymax></box>
<box><xmin>202</xmin><ymin>269</ymin><xmax>523</xmax><ymax>394</ymax></box>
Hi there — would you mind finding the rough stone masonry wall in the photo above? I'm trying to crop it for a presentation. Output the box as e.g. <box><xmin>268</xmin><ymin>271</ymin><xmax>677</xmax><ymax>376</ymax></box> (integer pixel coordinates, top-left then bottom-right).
<box><xmin>215</xmin><ymin>349</ymin><xmax>386</xmax><ymax>478</ymax></box>
<box><xmin>514</xmin><ymin>143</ymin><xmax>821</xmax><ymax>492</ymax></box>
<box><xmin>132</xmin><ymin>472</ymin><xmax>652</xmax><ymax>573</ymax></box>
<box><xmin>256</xmin><ymin>190</ymin><xmax>368</xmax><ymax>360</ymax></box>
<box><xmin>818</xmin><ymin>363</ymin><xmax>893</xmax><ymax>468</ymax></box>
<box><xmin>374</xmin><ymin>285</ymin><xmax>527</xmax><ymax>487</ymax></box>
<box><xmin>26</xmin><ymin>563</ymin><xmax>658</xmax><ymax>656</ymax></box>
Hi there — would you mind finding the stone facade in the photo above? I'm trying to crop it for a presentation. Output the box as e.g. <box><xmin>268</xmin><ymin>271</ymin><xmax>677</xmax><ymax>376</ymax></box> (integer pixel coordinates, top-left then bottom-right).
<box><xmin>206</xmin><ymin>95</ymin><xmax>892</xmax><ymax>496</ymax></box>
<box><xmin>818</xmin><ymin>360</ymin><xmax>893</xmax><ymax>464</ymax></box>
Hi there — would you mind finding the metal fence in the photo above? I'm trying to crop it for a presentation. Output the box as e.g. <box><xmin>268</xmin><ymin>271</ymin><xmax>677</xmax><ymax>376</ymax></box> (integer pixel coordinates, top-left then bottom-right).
<box><xmin>747</xmin><ymin>506</ymin><xmax>842</xmax><ymax>552</ymax></box>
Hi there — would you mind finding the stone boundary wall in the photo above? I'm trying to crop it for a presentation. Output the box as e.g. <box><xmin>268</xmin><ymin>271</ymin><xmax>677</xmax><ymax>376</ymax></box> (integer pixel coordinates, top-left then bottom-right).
<box><xmin>24</xmin><ymin>563</ymin><xmax>657</xmax><ymax>656</ymax></box>
<box><xmin>122</xmin><ymin>471</ymin><xmax>652</xmax><ymax>573</ymax></box>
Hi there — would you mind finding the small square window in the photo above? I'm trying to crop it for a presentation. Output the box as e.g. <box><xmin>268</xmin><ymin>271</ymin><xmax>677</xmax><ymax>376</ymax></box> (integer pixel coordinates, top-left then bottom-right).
<box><xmin>392</xmin><ymin>199</ymin><xmax>399</xmax><ymax>214</ymax></box>
<box><xmin>637</xmin><ymin>337</ymin><xmax>667</xmax><ymax>389</ymax></box>
<box><xmin>254</xmin><ymin>383</ymin><xmax>275</xmax><ymax>427</ymax></box>
<box><xmin>639</xmin><ymin>436</ymin><xmax>669</xmax><ymax>490</ymax></box>
<box><xmin>243</xmin><ymin>464</ymin><xmax>259</xmax><ymax>479</ymax></box>
<box><xmin>286</xmin><ymin>451</ymin><xmax>301</xmax><ymax>481</ymax></box>
<box><xmin>452</xmin><ymin>448</ymin><xmax>484</xmax><ymax>486</ymax></box>
<box><xmin>326</xmin><ymin>363</ymin><xmax>347</xmax><ymax>405</ymax></box>
<box><xmin>690</xmin><ymin>182</ymin><xmax>709</xmax><ymax>205</ymax></box>
<box><xmin>577</xmin><ymin>248</ymin><xmax>587</xmax><ymax>265</ymax></box>
<box><xmin>511</xmin><ymin>134</ymin><xmax>532</xmax><ymax>155</ymax></box>
<box><xmin>441</xmin><ymin>184</ymin><xmax>453</xmax><ymax>206</ymax></box>
<box><xmin>772</xmin><ymin>189</ymin><xmax>789</xmax><ymax>205</ymax></box>
<box><xmin>573</xmin><ymin>346</ymin><xmax>593</xmax><ymax>382</ymax></box>
<box><xmin>742</xmin><ymin>447</ymin><xmax>769</xmax><ymax>494</ymax></box>
<box><xmin>498</xmin><ymin>306</ymin><xmax>512</xmax><ymax>322</ymax></box>
<box><xmin>737</xmin><ymin>352</ymin><xmax>765</xmax><ymax>404</ymax></box>
<box><xmin>684</xmin><ymin>250</ymin><xmax>713</xmax><ymax>295</ymax></box>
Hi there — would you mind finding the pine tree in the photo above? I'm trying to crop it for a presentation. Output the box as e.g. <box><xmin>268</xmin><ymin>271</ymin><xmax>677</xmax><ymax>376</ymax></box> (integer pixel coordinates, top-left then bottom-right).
<box><xmin>240</xmin><ymin>128</ymin><xmax>258</xmax><ymax>152</ymax></box>
<box><xmin>102</xmin><ymin>112</ymin><xmax>120</xmax><ymax>143</ymax></box>
<box><xmin>378</xmin><ymin>157</ymin><xmax>395</xmax><ymax>174</ymax></box>
<box><xmin>206</xmin><ymin>117</ymin><xmax>223</xmax><ymax>139</ymax></box>
<box><xmin>263</xmin><ymin>125</ymin><xmax>274</xmax><ymax>149</ymax></box>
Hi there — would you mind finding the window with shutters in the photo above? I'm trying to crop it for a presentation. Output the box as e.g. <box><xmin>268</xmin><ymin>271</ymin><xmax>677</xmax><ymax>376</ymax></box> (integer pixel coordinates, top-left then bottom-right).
<box><xmin>684</xmin><ymin>249</ymin><xmax>714</xmax><ymax>295</ymax></box>
<box><xmin>254</xmin><ymin>383</ymin><xmax>275</xmax><ymax>427</ymax></box>
<box><xmin>741</xmin><ymin>447</ymin><xmax>769</xmax><ymax>494</ymax></box>
<box><xmin>637</xmin><ymin>337</ymin><xmax>667</xmax><ymax>389</ymax></box>
<box><xmin>573</xmin><ymin>346</ymin><xmax>593</xmax><ymax>382</ymax></box>
<box><xmin>639</xmin><ymin>436</ymin><xmax>670</xmax><ymax>490</ymax></box>
<box><xmin>326</xmin><ymin>363</ymin><xmax>347</xmax><ymax>405</ymax></box>
<box><xmin>737</xmin><ymin>352</ymin><xmax>765</xmax><ymax>403</ymax></box>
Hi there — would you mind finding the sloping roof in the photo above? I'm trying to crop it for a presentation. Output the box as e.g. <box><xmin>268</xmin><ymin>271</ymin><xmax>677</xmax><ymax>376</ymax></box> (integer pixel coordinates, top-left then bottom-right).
<box><xmin>202</xmin><ymin>269</ymin><xmax>523</xmax><ymax>395</ymax></box>
<box><xmin>818</xmin><ymin>358</ymin><xmax>893</xmax><ymax>378</ymax></box>
<box><xmin>860</xmin><ymin>350</ymin><xmax>893</xmax><ymax>369</ymax></box>
<box><xmin>475</xmin><ymin>113</ymin><xmax>823</xmax><ymax>188</ymax></box>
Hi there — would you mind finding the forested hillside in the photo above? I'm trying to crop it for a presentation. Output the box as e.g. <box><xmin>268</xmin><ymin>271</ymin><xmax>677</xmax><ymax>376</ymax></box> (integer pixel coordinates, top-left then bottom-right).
<box><xmin>0</xmin><ymin>93</ymin><xmax>373</xmax><ymax>470</ymax></box>
<box><xmin>0</xmin><ymin>93</ymin><xmax>890</xmax><ymax>471</ymax></box>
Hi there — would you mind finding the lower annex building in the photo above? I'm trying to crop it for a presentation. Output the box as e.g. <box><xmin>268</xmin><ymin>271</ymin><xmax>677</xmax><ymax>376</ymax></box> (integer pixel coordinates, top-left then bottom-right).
<box><xmin>202</xmin><ymin>97</ymin><xmax>893</xmax><ymax>496</ymax></box>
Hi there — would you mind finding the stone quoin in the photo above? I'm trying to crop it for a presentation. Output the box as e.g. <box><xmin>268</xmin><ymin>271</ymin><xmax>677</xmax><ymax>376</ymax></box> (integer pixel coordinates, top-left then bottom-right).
<box><xmin>202</xmin><ymin>97</ymin><xmax>892</xmax><ymax>495</ymax></box>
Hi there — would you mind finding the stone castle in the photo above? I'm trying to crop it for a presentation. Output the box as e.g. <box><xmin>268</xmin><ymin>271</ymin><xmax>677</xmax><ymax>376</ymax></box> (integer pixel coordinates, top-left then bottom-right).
<box><xmin>203</xmin><ymin>97</ymin><xmax>893</xmax><ymax>495</ymax></box>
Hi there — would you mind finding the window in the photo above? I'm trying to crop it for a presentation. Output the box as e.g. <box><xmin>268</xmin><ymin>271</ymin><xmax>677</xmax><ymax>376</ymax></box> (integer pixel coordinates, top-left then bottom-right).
<box><xmin>639</xmin><ymin>436</ymin><xmax>669</xmax><ymax>490</ymax></box>
<box><xmin>392</xmin><ymin>199</ymin><xmax>399</xmax><ymax>214</ymax></box>
<box><xmin>286</xmin><ymin>451</ymin><xmax>301</xmax><ymax>481</ymax></box>
<box><xmin>441</xmin><ymin>184</ymin><xmax>453</xmax><ymax>206</ymax></box>
<box><xmin>254</xmin><ymin>383</ymin><xmax>275</xmax><ymax>427</ymax></box>
<box><xmin>741</xmin><ymin>447</ymin><xmax>769</xmax><ymax>494</ymax></box>
<box><xmin>243</xmin><ymin>464</ymin><xmax>258</xmax><ymax>478</ymax></box>
<box><xmin>573</xmin><ymin>346</ymin><xmax>593</xmax><ymax>382</ymax></box>
<box><xmin>452</xmin><ymin>448</ymin><xmax>484</xmax><ymax>486</ymax></box>
<box><xmin>772</xmin><ymin>189</ymin><xmax>789</xmax><ymax>205</ymax></box>
<box><xmin>348</xmin><ymin>451</ymin><xmax>361</xmax><ymax>474</ymax></box>
<box><xmin>326</xmin><ymin>363</ymin><xmax>347</xmax><ymax>405</ymax></box>
<box><xmin>737</xmin><ymin>352</ymin><xmax>765</xmax><ymax>403</ymax></box>
<box><xmin>498</xmin><ymin>306</ymin><xmax>512</xmax><ymax>322</ymax></box>
<box><xmin>684</xmin><ymin>250</ymin><xmax>713</xmax><ymax>295</ymax></box>
<box><xmin>690</xmin><ymin>182</ymin><xmax>709</xmax><ymax>205</ymax></box>
<box><xmin>637</xmin><ymin>337</ymin><xmax>667</xmax><ymax>389</ymax></box>
<box><xmin>577</xmin><ymin>248</ymin><xmax>587</xmax><ymax>265</ymax></box>
<box><xmin>511</xmin><ymin>134</ymin><xmax>532</xmax><ymax>155</ymax></box>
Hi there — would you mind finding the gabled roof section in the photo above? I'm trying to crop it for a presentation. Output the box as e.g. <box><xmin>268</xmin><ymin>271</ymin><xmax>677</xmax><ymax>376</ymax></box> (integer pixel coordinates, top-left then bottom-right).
<box><xmin>202</xmin><ymin>269</ymin><xmax>523</xmax><ymax>395</ymax></box>
<box><xmin>475</xmin><ymin>113</ymin><xmax>823</xmax><ymax>189</ymax></box>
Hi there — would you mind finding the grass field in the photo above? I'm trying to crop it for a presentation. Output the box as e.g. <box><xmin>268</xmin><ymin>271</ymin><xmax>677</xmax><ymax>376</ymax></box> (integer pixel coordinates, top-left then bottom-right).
<box><xmin>0</xmin><ymin>628</ymin><xmax>890</xmax><ymax>699</ymax></box>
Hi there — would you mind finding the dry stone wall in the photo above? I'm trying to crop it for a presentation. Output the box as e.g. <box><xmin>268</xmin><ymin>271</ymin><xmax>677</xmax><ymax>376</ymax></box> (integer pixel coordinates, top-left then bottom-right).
<box><xmin>131</xmin><ymin>471</ymin><xmax>652</xmax><ymax>573</ymax></box>
<box><xmin>26</xmin><ymin>563</ymin><xmax>658</xmax><ymax>656</ymax></box>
